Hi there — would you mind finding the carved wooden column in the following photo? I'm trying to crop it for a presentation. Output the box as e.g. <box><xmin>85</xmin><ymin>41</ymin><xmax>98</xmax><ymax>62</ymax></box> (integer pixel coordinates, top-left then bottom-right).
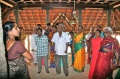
<box><xmin>78</xmin><ymin>8</ymin><xmax>82</xmax><ymax>27</ymax></box>
<box><xmin>106</xmin><ymin>8</ymin><xmax>111</xmax><ymax>27</ymax></box>
<box><xmin>46</xmin><ymin>9</ymin><xmax>49</xmax><ymax>24</ymax></box>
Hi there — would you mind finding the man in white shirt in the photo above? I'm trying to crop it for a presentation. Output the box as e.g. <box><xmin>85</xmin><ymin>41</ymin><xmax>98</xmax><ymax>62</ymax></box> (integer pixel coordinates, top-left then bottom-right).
<box><xmin>30</xmin><ymin>28</ymin><xmax>37</xmax><ymax>65</ymax></box>
<box><xmin>51</xmin><ymin>23</ymin><xmax>70</xmax><ymax>76</ymax></box>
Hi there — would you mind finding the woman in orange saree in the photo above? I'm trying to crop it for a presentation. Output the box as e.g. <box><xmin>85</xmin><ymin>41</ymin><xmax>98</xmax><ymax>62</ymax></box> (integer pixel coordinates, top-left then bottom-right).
<box><xmin>49</xmin><ymin>26</ymin><xmax>57</xmax><ymax>68</ymax></box>
<box><xmin>73</xmin><ymin>26</ymin><xmax>86</xmax><ymax>72</ymax></box>
<box><xmin>93</xmin><ymin>27</ymin><xmax>120</xmax><ymax>79</ymax></box>
<box><xmin>88</xmin><ymin>30</ymin><xmax>103</xmax><ymax>79</ymax></box>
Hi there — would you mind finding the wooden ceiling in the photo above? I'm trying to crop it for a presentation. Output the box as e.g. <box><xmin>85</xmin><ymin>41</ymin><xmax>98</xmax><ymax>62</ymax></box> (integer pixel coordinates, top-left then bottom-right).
<box><xmin>1</xmin><ymin>0</ymin><xmax>120</xmax><ymax>34</ymax></box>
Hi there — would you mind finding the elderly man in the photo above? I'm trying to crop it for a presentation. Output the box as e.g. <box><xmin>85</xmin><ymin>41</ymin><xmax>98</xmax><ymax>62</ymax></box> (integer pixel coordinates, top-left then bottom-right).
<box><xmin>51</xmin><ymin>23</ymin><xmax>70</xmax><ymax>76</ymax></box>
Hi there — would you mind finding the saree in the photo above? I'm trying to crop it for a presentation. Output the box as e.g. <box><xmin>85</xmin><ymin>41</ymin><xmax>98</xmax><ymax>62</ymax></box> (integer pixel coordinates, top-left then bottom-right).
<box><xmin>8</xmin><ymin>56</ymin><xmax>30</xmax><ymax>79</ymax></box>
<box><xmin>88</xmin><ymin>37</ymin><xmax>103</xmax><ymax>79</ymax></box>
<box><xmin>49</xmin><ymin>32</ymin><xmax>56</xmax><ymax>68</ymax></box>
<box><xmin>73</xmin><ymin>32</ymin><xmax>85</xmax><ymax>72</ymax></box>
<box><xmin>93</xmin><ymin>37</ymin><xmax>120</xmax><ymax>79</ymax></box>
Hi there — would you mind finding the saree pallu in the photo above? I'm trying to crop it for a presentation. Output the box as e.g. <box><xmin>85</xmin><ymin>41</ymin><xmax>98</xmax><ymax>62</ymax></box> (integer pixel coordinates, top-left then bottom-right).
<box><xmin>73</xmin><ymin>33</ymin><xmax>85</xmax><ymax>72</ymax></box>
<box><xmin>8</xmin><ymin>56</ymin><xmax>30</xmax><ymax>79</ymax></box>
<box><xmin>93</xmin><ymin>52</ymin><xmax>113</xmax><ymax>79</ymax></box>
<box><xmin>88</xmin><ymin>37</ymin><xmax>103</xmax><ymax>79</ymax></box>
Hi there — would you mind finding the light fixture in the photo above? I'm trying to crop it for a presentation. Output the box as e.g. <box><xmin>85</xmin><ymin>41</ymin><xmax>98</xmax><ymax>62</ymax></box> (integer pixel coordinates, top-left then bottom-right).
<box><xmin>69</xmin><ymin>0</ymin><xmax>77</xmax><ymax>24</ymax></box>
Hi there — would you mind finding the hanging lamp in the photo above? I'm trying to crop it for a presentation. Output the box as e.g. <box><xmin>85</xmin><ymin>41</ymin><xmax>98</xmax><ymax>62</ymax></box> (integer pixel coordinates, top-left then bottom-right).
<box><xmin>69</xmin><ymin>0</ymin><xmax>77</xmax><ymax>24</ymax></box>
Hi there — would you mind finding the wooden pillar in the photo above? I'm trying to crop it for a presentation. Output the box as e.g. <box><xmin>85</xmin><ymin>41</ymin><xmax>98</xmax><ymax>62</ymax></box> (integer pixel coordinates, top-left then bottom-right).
<box><xmin>0</xmin><ymin>4</ymin><xmax>8</xmax><ymax>79</ymax></box>
<box><xmin>46</xmin><ymin>9</ymin><xmax>49</xmax><ymax>24</ymax></box>
<box><xmin>106</xmin><ymin>9</ymin><xmax>111</xmax><ymax>27</ymax></box>
<box><xmin>78</xmin><ymin>8</ymin><xmax>82</xmax><ymax>26</ymax></box>
<box><xmin>28</xmin><ymin>34</ymin><xmax>30</xmax><ymax>51</ymax></box>
<box><xmin>14</xmin><ymin>6</ymin><xmax>19</xmax><ymax>27</ymax></box>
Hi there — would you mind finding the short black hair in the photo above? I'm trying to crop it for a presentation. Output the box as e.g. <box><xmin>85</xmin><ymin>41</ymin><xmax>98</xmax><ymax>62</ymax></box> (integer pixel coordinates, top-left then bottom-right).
<box><xmin>37</xmin><ymin>24</ymin><xmax>41</xmax><ymax>27</ymax></box>
<box><xmin>37</xmin><ymin>28</ymin><xmax>42</xmax><ymax>32</ymax></box>
<box><xmin>52</xmin><ymin>26</ymin><xmax>57</xmax><ymax>29</ymax></box>
<box><xmin>47</xmin><ymin>23</ymin><xmax>51</xmax><ymax>26</ymax></box>
<box><xmin>69</xmin><ymin>31</ymin><xmax>74</xmax><ymax>35</ymax></box>
<box><xmin>96</xmin><ymin>29</ymin><xmax>101</xmax><ymax>34</ymax></box>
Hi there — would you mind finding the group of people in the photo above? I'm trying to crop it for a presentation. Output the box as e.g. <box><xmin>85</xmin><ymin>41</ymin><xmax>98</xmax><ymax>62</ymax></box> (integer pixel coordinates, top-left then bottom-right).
<box><xmin>2</xmin><ymin>20</ymin><xmax>120</xmax><ymax>79</ymax></box>
<box><xmin>86</xmin><ymin>26</ymin><xmax>120</xmax><ymax>79</ymax></box>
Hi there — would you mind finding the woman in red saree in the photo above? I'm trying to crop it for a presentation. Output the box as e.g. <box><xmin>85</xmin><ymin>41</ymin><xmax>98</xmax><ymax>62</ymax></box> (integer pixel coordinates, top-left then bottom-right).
<box><xmin>93</xmin><ymin>27</ymin><xmax>120</xmax><ymax>79</ymax></box>
<box><xmin>88</xmin><ymin>30</ymin><xmax>103</xmax><ymax>79</ymax></box>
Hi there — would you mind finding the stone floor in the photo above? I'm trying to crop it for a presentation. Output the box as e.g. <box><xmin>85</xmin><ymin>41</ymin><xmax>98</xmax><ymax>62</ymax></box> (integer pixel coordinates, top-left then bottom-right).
<box><xmin>28</xmin><ymin>54</ymin><xmax>119</xmax><ymax>79</ymax></box>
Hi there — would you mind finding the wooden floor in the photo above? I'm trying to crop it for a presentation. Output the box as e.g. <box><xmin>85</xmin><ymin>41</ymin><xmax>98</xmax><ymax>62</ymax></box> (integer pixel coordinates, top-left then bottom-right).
<box><xmin>28</xmin><ymin>54</ymin><xmax>119</xmax><ymax>79</ymax></box>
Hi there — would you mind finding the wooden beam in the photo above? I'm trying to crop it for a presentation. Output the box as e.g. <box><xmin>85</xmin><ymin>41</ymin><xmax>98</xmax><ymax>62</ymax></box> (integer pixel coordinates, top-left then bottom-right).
<box><xmin>0</xmin><ymin>0</ymin><xmax>13</xmax><ymax>8</ymax></box>
<box><xmin>9</xmin><ymin>0</ymin><xmax>17</xmax><ymax>5</ymax></box>
<box><xmin>109</xmin><ymin>0</ymin><xmax>120</xmax><ymax>7</ymax></box>
<box><xmin>19</xmin><ymin>3</ymin><xmax>109</xmax><ymax>9</ymax></box>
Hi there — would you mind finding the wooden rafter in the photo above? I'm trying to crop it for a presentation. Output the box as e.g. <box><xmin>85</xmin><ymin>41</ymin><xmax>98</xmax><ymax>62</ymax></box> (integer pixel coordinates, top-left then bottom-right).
<box><xmin>99</xmin><ymin>11</ymin><xmax>106</xmax><ymax>25</ymax></box>
<box><xmin>9</xmin><ymin>0</ymin><xmax>17</xmax><ymax>5</ymax></box>
<box><xmin>95</xmin><ymin>0</ymin><xmax>100</xmax><ymax>2</ymax></box>
<box><xmin>86</xmin><ymin>9</ymin><xmax>94</xmax><ymax>29</ymax></box>
<box><xmin>24</xmin><ymin>10</ymin><xmax>30</xmax><ymax>29</ymax></box>
<box><xmin>113</xmin><ymin>12</ymin><xmax>120</xmax><ymax>22</ymax></box>
<box><xmin>104</xmin><ymin>0</ymin><xmax>108</xmax><ymax>3</ymax></box>
<box><xmin>2</xmin><ymin>6</ymin><xmax>8</xmax><ymax>15</ymax></box>
<box><xmin>31</xmin><ymin>10</ymin><xmax>36</xmax><ymax>27</ymax></box>
<box><xmin>93</xmin><ymin>9</ymin><xmax>100</xmax><ymax>27</ymax></box>
<box><xmin>0</xmin><ymin>0</ymin><xmax>13</xmax><ymax>8</ymax></box>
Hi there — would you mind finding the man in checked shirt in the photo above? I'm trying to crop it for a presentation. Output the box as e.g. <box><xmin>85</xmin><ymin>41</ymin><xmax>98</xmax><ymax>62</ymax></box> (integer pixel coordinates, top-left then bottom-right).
<box><xmin>33</xmin><ymin>28</ymin><xmax>49</xmax><ymax>73</ymax></box>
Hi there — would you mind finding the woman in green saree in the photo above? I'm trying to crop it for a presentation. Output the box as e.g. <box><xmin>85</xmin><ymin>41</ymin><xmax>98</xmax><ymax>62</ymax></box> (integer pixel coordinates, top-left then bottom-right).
<box><xmin>73</xmin><ymin>26</ymin><xmax>86</xmax><ymax>72</ymax></box>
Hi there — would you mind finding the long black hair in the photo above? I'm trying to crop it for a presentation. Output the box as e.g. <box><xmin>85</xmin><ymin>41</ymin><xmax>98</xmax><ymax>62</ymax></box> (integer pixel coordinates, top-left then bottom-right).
<box><xmin>2</xmin><ymin>21</ymin><xmax>15</xmax><ymax>79</ymax></box>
